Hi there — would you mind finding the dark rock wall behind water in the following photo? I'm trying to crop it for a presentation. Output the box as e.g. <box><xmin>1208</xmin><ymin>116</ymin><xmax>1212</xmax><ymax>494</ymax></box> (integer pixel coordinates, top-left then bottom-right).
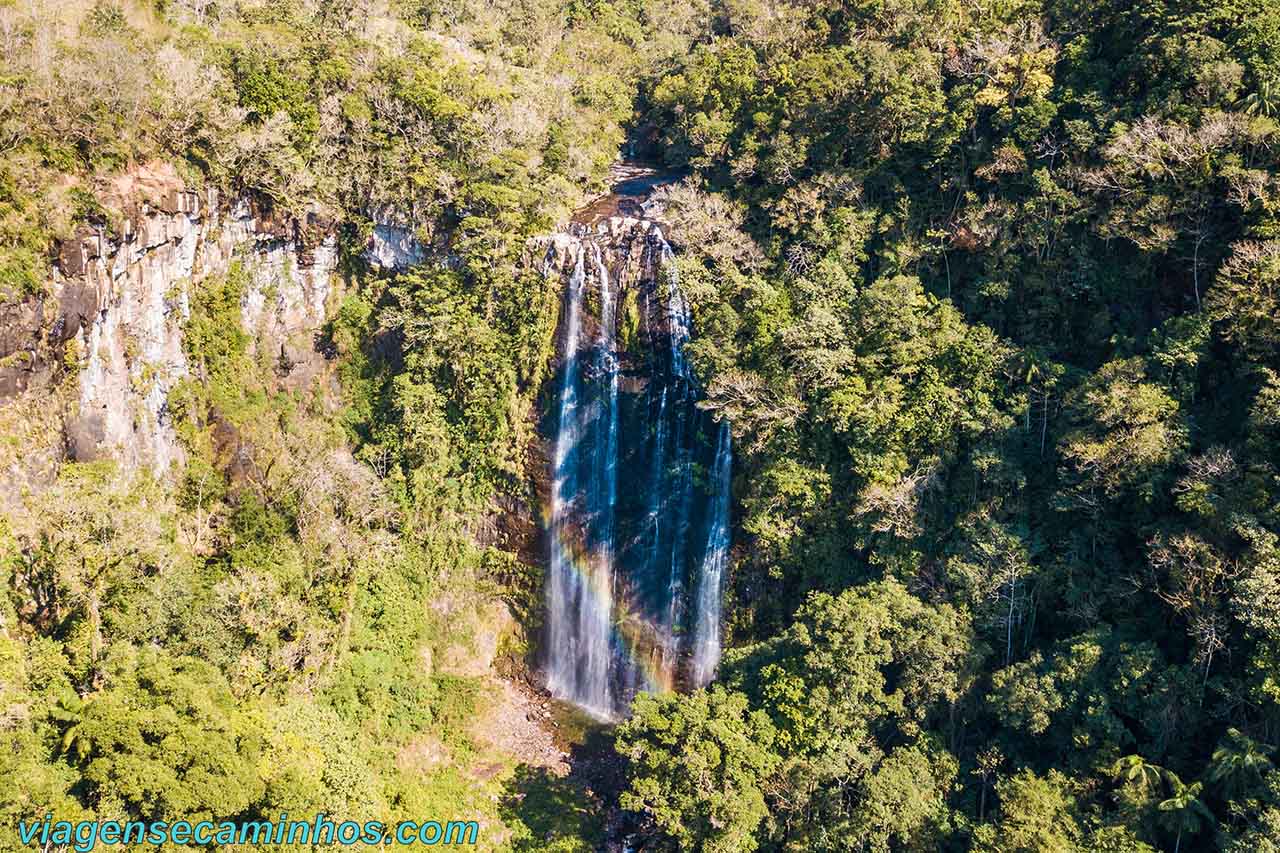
<box><xmin>532</xmin><ymin>217</ymin><xmax>731</xmax><ymax>719</ymax></box>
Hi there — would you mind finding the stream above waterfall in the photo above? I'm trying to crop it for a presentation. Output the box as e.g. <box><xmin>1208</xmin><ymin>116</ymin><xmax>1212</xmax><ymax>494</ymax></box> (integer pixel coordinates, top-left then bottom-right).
<box><xmin>572</xmin><ymin>162</ymin><xmax>685</xmax><ymax>225</ymax></box>
<box><xmin>534</xmin><ymin>173</ymin><xmax>730</xmax><ymax>720</ymax></box>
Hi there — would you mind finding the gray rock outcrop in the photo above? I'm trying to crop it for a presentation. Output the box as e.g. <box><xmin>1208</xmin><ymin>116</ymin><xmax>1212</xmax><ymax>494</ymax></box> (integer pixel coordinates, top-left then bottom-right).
<box><xmin>0</xmin><ymin>188</ymin><xmax>340</xmax><ymax>499</ymax></box>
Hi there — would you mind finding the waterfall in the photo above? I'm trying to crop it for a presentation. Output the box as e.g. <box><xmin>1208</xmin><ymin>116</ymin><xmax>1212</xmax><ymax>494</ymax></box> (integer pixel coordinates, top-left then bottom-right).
<box><xmin>656</xmin><ymin>229</ymin><xmax>695</xmax><ymax>679</ymax></box>
<box><xmin>691</xmin><ymin>420</ymin><xmax>732</xmax><ymax>687</ymax></box>
<box><xmin>658</xmin><ymin>233</ymin><xmax>692</xmax><ymax>382</ymax></box>
<box><xmin>539</xmin><ymin>218</ymin><xmax>731</xmax><ymax>718</ymax></box>
<box><xmin>545</xmin><ymin>246</ymin><xmax>584</xmax><ymax>702</ymax></box>
<box><xmin>547</xmin><ymin>246</ymin><xmax>615</xmax><ymax>718</ymax></box>
<box><xmin>592</xmin><ymin>245</ymin><xmax>622</xmax><ymax>710</ymax></box>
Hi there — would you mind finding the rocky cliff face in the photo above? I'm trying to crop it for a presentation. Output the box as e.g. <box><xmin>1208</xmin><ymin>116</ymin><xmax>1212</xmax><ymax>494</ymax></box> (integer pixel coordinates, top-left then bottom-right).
<box><xmin>533</xmin><ymin>216</ymin><xmax>673</xmax><ymax>381</ymax></box>
<box><xmin>528</xmin><ymin>213</ymin><xmax>731</xmax><ymax>717</ymax></box>
<box><xmin>0</xmin><ymin>188</ymin><xmax>339</xmax><ymax>501</ymax></box>
<box><xmin>365</xmin><ymin>205</ymin><xmax>430</xmax><ymax>271</ymax></box>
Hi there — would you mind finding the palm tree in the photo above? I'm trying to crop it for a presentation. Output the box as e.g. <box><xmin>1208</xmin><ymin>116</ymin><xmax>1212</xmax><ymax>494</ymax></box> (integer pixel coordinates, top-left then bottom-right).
<box><xmin>1157</xmin><ymin>772</ymin><xmax>1213</xmax><ymax>853</ymax></box>
<box><xmin>51</xmin><ymin>690</ymin><xmax>93</xmax><ymax>762</ymax></box>
<box><xmin>1112</xmin><ymin>754</ymin><xmax>1165</xmax><ymax>798</ymax></box>
<box><xmin>1243</xmin><ymin>80</ymin><xmax>1277</xmax><ymax>117</ymax></box>
<box><xmin>1208</xmin><ymin>728</ymin><xmax>1274</xmax><ymax>801</ymax></box>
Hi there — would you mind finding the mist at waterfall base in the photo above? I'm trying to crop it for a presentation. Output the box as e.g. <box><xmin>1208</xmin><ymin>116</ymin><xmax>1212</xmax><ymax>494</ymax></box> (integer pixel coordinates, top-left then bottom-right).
<box><xmin>542</xmin><ymin>225</ymin><xmax>732</xmax><ymax>721</ymax></box>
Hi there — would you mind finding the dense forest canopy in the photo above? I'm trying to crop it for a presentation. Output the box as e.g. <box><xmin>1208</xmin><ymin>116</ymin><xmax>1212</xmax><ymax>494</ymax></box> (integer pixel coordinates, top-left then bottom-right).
<box><xmin>619</xmin><ymin>0</ymin><xmax>1280</xmax><ymax>849</ymax></box>
<box><xmin>1</xmin><ymin>0</ymin><xmax>1280</xmax><ymax>850</ymax></box>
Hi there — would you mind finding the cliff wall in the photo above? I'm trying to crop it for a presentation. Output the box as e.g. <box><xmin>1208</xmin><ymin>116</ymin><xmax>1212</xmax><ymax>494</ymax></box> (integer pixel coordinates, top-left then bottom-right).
<box><xmin>0</xmin><ymin>187</ymin><xmax>340</xmax><ymax>503</ymax></box>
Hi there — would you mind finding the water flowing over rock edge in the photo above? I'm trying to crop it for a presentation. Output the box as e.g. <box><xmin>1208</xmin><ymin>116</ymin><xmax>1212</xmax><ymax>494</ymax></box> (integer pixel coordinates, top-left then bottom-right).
<box><xmin>533</xmin><ymin>216</ymin><xmax>732</xmax><ymax>720</ymax></box>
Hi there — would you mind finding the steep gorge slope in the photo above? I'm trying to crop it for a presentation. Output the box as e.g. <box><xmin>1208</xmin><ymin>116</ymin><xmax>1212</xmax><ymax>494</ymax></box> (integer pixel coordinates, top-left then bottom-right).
<box><xmin>2</xmin><ymin>177</ymin><xmax>336</xmax><ymax>484</ymax></box>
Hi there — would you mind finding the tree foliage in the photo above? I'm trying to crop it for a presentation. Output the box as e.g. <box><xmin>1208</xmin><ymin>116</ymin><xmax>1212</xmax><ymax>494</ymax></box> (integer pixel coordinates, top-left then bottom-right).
<box><xmin>615</xmin><ymin>0</ymin><xmax>1280</xmax><ymax>849</ymax></box>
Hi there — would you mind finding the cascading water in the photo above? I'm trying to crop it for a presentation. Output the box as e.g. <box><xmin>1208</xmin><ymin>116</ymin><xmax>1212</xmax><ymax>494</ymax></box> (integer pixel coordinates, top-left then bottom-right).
<box><xmin>539</xmin><ymin>215</ymin><xmax>733</xmax><ymax>718</ymax></box>
<box><xmin>691</xmin><ymin>420</ymin><xmax>732</xmax><ymax>688</ymax></box>
<box><xmin>545</xmin><ymin>245</ymin><xmax>616</xmax><ymax>717</ymax></box>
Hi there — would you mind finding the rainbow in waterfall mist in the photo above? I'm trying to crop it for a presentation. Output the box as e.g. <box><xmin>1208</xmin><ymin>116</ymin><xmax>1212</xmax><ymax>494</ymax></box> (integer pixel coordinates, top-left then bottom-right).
<box><xmin>538</xmin><ymin>218</ymin><xmax>732</xmax><ymax>720</ymax></box>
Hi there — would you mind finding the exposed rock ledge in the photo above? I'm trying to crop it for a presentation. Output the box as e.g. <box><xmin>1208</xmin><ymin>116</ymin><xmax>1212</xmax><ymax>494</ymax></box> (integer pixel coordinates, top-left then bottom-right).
<box><xmin>0</xmin><ymin>189</ymin><xmax>339</xmax><ymax>499</ymax></box>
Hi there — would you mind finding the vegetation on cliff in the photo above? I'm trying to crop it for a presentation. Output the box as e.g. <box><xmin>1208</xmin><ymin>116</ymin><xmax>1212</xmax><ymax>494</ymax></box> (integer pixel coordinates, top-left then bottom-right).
<box><xmin>2</xmin><ymin>0</ymin><xmax>1280</xmax><ymax>850</ymax></box>
<box><xmin>0</xmin><ymin>0</ymin><xmax>693</xmax><ymax>849</ymax></box>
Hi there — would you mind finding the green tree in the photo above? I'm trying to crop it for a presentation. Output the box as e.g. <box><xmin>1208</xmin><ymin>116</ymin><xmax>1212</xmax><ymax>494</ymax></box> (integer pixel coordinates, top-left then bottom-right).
<box><xmin>1112</xmin><ymin>754</ymin><xmax>1166</xmax><ymax>799</ymax></box>
<box><xmin>974</xmin><ymin>770</ymin><xmax>1083</xmax><ymax>853</ymax></box>
<box><xmin>733</xmin><ymin>579</ymin><xmax>973</xmax><ymax>757</ymax></box>
<box><xmin>616</xmin><ymin>687</ymin><xmax>779</xmax><ymax>853</ymax></box>
<box><xmin>1156</xmin><ymin>774</ymin><xmax>1213</xmax><ymax>853</ymax></box>
<box><xmin>1209</xmin><ymin>728</ymin><xmax>1274</xmax><ymax>801</ymax></box>
<box><xmin>59</xmin><ymin>646</ymin><xmax>265</xmax><ymax>820</ymax></box>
